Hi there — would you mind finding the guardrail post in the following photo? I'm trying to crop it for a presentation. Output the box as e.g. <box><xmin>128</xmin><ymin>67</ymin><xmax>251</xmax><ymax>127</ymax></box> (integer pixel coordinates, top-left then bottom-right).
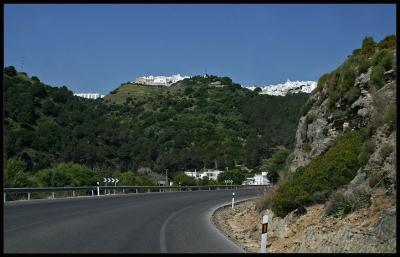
<box><xmin>91</xmin><ymin>190</ymin><xmax>94</xmax><ymax>196</ymax></box>
<box><xmin>73</xmin><ymin>190</ymin><xmax>75</xmax><ymax>197</ymax></box>
<box><xmin>52</xmin><ymin>192</ymin><xmax>55</xmax><ymax>199</ymax></box>
<box><xmin>123</xmin><ymin>189</ymin><xmax>125</xmax><ymax>194</ymax></box>
<box><xmin>260</xmin><ymin>214</ymin><xmax>269</xmax><ymax>253</ymax></box>
<box><xmin>4</xmin><ymin>193</ymin><xmax>6</xmax><ymax>203</ymax></box>
<box><xmin>28</xmin><ymin>192</ymin><xmax>31</xmax><ymax>200</ymax></box>
<box><xmin>148</xmin><ymin>188</ymin><xmax>150</xmax><ymax>193</ymax></box>
<box><xmin>136</xmin><ymin>188</ymin><xmax>138</xmax><ymax>193</ymax></box>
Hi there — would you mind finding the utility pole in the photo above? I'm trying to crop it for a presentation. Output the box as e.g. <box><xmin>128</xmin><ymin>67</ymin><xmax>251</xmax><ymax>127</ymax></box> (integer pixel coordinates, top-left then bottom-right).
<box><xmin>165</xmin><ymin>169</ymin><xmax>168</xmax><ymax>187</ymax></box>
<box><xmin>20</xmin><ymin>56</ymin><xmax>25</xmax><ymax>72</ymax></box>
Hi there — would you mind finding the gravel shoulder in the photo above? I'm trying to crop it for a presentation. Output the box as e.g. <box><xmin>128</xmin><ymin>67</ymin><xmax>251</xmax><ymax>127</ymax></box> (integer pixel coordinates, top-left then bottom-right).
<box><xmin>211</xmin><ymin>199</ymin><xmax>262</xmax><ymax>253</ymax></box>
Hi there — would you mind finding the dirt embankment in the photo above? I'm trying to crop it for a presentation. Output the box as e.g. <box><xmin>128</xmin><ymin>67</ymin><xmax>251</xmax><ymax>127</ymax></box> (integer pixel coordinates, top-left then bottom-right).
<box><xmin>212</xmin><ymin>188</ymin><xmax>396</xmax><ymax>253</ymax></box>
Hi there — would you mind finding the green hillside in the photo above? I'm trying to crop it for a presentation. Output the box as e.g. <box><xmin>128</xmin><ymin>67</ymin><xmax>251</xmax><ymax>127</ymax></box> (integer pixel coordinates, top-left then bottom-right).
<box><xmin>4</xmin><ymin>69</ymin><xmax>308</xmax><ymax>187</ymax></box>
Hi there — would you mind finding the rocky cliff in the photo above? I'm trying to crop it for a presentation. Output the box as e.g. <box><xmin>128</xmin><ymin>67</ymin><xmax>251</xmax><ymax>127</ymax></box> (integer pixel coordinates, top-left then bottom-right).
<box><xmin>215</xmin><ymin>36</ymin><xmax>397</xmax><ymax>253</ymax></box>
<box><xmin>275</xmin><ymin>36</ymin><xmax>397</xmax><ymax>253</ymax></box>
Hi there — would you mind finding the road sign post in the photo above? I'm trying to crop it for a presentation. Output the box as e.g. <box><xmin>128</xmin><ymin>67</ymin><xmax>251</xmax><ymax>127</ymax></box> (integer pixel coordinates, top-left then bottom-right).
<box><xmin>111</xmin><ymin>178</ymin><xmax>116</xmax><ymax>194</ymax></box>
<box><xmin>103</xmin><ymin>178</ymin><xmax>107</xmax><ymax>195</ymax></box>
<box><xmin>114</xmin><ymin>178</ymin><xmax>119</xmax><ymax>194</ymax></box>
<box><xmin>260</xmin><ymin>214</ymin><xmax>269</xmax><ymax>253</ymax></box>
<box><xmin>107</xmin><ymin>178</ymin><xmax>113</xmax><ymax>195</ymax></box>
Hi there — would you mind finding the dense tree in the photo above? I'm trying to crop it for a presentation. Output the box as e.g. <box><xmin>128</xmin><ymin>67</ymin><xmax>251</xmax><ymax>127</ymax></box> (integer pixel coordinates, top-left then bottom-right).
<box><xmin>172</xmin><ymin>173</ymin><xmax>197</xmax><ymax>186</ymax></box>
<box><xmin>264</xmin><ymin>146</ymin><xmax>290</xmax><ymax>183</ymax></box>
<box><xmin>217</xmin><ymin>169</ymin><xmax>247</xmax><ymax>185</ymax></box>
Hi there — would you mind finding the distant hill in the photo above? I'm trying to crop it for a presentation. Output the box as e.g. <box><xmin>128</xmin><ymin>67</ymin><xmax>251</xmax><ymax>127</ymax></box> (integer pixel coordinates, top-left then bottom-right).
<box><xmin>4</xmin><ymin>70</ymin><xmax>308</xmax><ymax>184</ymax></box>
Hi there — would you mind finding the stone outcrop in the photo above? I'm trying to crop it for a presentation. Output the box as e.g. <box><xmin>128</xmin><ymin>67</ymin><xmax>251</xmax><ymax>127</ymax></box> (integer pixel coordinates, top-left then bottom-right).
<box><xmin>289</xmin><ymin>67</ymin><xmax>396</xmax><ymax>173</ymax></box>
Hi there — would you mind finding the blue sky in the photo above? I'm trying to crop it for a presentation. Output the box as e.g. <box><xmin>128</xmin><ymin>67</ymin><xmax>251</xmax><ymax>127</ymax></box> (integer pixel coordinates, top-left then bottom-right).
<box><xmin>4</xmin><ymin>4</ymin><xmax>396</xmax><ymax>95</ymax></box>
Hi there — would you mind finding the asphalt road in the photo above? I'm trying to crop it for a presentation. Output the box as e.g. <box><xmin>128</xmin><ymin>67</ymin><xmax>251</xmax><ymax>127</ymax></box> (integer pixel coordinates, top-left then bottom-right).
<box><xmin>4</xmin><ymin>188</ymin><xmax>264</xmax><ymax>253</ymax></box>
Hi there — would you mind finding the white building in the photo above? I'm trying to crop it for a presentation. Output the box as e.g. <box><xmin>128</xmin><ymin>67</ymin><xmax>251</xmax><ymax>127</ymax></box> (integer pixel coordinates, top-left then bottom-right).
<box><xmin>242</xmin><ymin>172</ymin><xmax>270</xmax><ymax>185</ymax></box>
<box><xmin>133</xmin><ymin>74</ymin><xmax>190</xmax><ymax>86</ymax></box>
<box><xmin>74</xmin><ymin>93</ymin><xmax>105</xmax><ymax>99</ymax></box>
<box><xmin>245</xmin><ymin>79</ymin><xmax>317</xmax><ymax>96</ymax></box>
<box><xmin>184</xmin><ymin>169</ymin><xmax>222</xmax><ymax>181</ymax></box>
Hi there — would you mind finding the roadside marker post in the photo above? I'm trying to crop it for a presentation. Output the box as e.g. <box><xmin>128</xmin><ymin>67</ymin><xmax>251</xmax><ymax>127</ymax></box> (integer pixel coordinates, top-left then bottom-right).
<box><xmin>103</xmin><ymin>178</ymin><xmax>107</xmax><ymax>195</ymax></box>
<box><xmin>97</xmin><ymin>182</ymin><xmax>100</xmax><ymax>196</ymax></box>
<box><xmin>260</xmin><ymin>214</ymin><xmax>269</xmax><ymax>253</ymax></box>
<box><xmin>232</xmin><ymin>192</ymin><xmax>235</xmax><ymax>208</ymax></box>
<box><xmin>107</xmin><ymin>178</ymin><xmax>112</xmax><ymax>195</ymax></box>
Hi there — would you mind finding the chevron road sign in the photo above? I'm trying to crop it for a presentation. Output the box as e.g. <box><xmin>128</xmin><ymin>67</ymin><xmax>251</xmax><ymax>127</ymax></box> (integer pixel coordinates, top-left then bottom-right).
<box><xmin>103</xmin><ymin>178</ymin><xmax>107</xmax><ymax>183</ymax></box>
<box><xmin>115</xmin><ymin>178</ymin><xmax>119</xmax><ymax>183</ymax></box>
<box><xmin>111</xmin><ymin>178</ymin><xmax>115</xmax><ymax>183</ymax></box>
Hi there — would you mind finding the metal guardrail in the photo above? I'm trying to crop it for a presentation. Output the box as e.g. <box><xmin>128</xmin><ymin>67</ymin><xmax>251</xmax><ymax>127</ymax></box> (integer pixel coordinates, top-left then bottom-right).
<box><xmin>3</xmin><ymin>185</ymin><xmax>269</xmax><ymax>202</ymax></box>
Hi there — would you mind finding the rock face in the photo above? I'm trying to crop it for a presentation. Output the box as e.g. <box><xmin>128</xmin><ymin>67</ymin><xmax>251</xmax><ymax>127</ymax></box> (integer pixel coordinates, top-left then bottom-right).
<box><xmin>212</xmin><ymin>191</ymin><xmax>396</xmax><ymax>253</ymax></box>
<box><xmin>213</xmin><ymin>39</ymin><xmax>397</xmax><ymax>254</ymax></box>
<box><xmin>289</xmin><ymin>67</ymin><xmax>396</xmax><ymax>173</ymax></box>
<box><xmin>259</xmin><ymin>185</ymin><xmax>396</xmax><ymax>253</ymax></box>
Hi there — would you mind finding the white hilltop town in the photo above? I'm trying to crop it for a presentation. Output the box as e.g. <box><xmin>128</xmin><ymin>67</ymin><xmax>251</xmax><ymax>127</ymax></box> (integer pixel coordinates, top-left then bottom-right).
<box><xmin>74</xmin><ymin>93</ymin><xmax>105</xmax><ymax>99</ymax></box>
<box><xmin>73</xmin><ymin>77</ymin><xmax>316</xmax><ymax>99</ymax></box>
<box><xmin>246</xmin><ymin>79</ymin><xmax>317</xmax><ymax>96</ymax></box>
<box><xmin>132</xmin><ymin>74</ymin><xmax>190</xmax><ymax>86</ymax></box>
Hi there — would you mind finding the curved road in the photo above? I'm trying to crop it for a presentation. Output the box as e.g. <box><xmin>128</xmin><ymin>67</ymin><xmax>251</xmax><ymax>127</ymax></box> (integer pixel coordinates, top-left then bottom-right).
<box><xmin>4</xmin><ymin>188</ymin><xmax>264</xmax><ymax>253</ymax></box>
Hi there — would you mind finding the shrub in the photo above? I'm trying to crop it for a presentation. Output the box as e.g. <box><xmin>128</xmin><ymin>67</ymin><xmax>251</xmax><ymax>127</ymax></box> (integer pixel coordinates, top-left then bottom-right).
<box><xmin>173</xmin><ymin>172</ymin><xmax>197</xmax><ymax>186</ymax></box>
<box><xmin>265</xmin><ymin>147</ymin><xmax>290</xmax><ymax>184</ymax></box>
<box><xmin>373</xmin><ymin>49</ymin><xmax>393</xmax><ymax>70</ymax></box>
<box><xmin>4</xmin><ymin>66</ymin><xmax>17</xmax><ymax>77</ymax></box>
<box><xmin>4</xmin><ymin>157</ymin><xmax>31</xmax><ymax>187</ymax></box>
<box><xmin>370</xmin><ymin>64</ymin><xmax>385</xmax><ymax>89</ymax></box>
<box><xmin>377</xmin><ymin>35</ymin><xmax>396</xmax><ymax>50</ymax></box>
<box><xmin>34</xmin><ymin>163</ymin><xmax>96</xmax><ymax>187</ymax></box>
<box><xmin>383</xmin><ymin>104</ymin><xmax>396</xmax><ymax>129</ymax></box>
<box><xmin>255</xmin><ymin>185</ymin><xmax>278</xmax><ymax>211</ymax></box>
<box><xmin>317</xmin><ymin>73</ymin><xmax>330</xmax><ymax>89</ymax></box>
<box><xmin>379</xmin><ymin>144</ymin><xmax>393</xmax><ymax>160</ymax></box>
<box><xmin>358</xmin><ymin>59</ymin><xmax>370</xmax><ymax>75</ymax></box>
<box><xmin>361</xmin><ymin>36</ymin><xmax>376</xmax><ymax>56</ymax></box>
<box><xmin>325</xmin><ymin>185</ymin><xmax>371</xmax><ymax>218</ymax></box>
<box><xmin>270</xmin><ymin>130</ymin><xmax>364</xmax><ymax>217</ymax></box>
<box><xmin>357</xmin><ymin>139</ymin><xmax>376</xmax><ymax>165</ymax></box>
<box><xmin>343</xmin><ymin>86</ymin><xmax>361</xmax><ymax>105</ymax></box>
<box><xmin>217</xmin><ymin>168</ymin><xmax>247</xmax><ymax>185</ymax></box>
